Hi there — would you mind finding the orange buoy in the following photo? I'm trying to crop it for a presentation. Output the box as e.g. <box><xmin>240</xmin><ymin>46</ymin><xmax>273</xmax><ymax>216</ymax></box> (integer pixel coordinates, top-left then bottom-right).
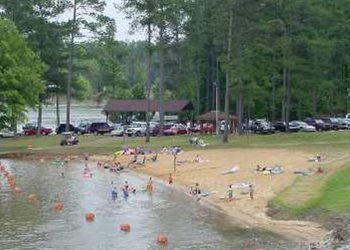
<box><xmin>28</xmin><ymin>194</ymin><xmax>38</xmax><ymax>203</ymax></box>
<box><xmin>120</xmin><ymin>223</ymin><xmax>131</xmax><ymax>232</ymax></box>
<box><xmin>14</xmin><ymin>186</ymin><xmax>22</xmax><ymax>193</ymax></box>
<box><xmin>53</xmin><ymin>201</ymin><xmax>64</xmax><ymax>211</ymax></box>
<box><xmin>157</xmin><ymin>234</ymin><xmax>168</xmax><ymax>245</ymax></box>
<box><xmin>8</xmin><ymin>180</ymin><xmax>16</xmax><ymax>189</ymax></box>
<box><xmin>85</xmin><ymin>212</ymin><xmax>95</xmax><ymax>222</ymax></box>
<box><xmin>7</xmin><ymin>175</ymin><xmax>15</xmax><ymax>181</ymax></box>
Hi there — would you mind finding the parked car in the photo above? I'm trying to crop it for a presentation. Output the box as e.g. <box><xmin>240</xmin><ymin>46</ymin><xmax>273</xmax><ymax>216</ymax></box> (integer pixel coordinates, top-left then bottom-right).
<box><xmin>322</xmin><ymin>118</ymin><xmax>339</xmax><ymax>130</ymax></box>
<box><xmin>273</xmin><ymin>121</ymin><xmax>299</xmax><ymax>132</ymax></box>
<box><xmin>23</xmin><ymin>123</ymin><xmax>52</xmax><ymax>135</ymax></box>
<box><xmin>0</xmin><ymin>129</ymin><xmax>15</xmax><ymax>138</ymax></box>
<box><xmin>164</xmin><ymin>123</ymin><xmax>187</xmax><ymax>136</ymax></box>
<box><xmin>126</xmin><ymin>122</ymin><xmax>147</xmax><ymax>136</ymax></box>
<box><xmin>289</xmin><ymin>121</ymin><xmax>316</xmax><ymax>132</ymax></box>
<box><xmin>56</xmin><ymin>124</ymin><xmax>78</xmax><ymax>134</ymax></box>
<box><xmin>111</xmin><ymin>124</ymin><xmax>125</xmax><ymax>136</ymax></box>
<box><xmin>89</xmin><ymin>122</ymin><xmax>113</xmax><ymax>135</ymax></box>
<box><xmin>273</xmin><ymin>121</ymin><xmax>286</xmax><ymax>132</ymax></box>
<box><xmin>252</xmin><ymin>120</ymin><xmax>275</xmax><ymax>134</ymax></box>
<box><xmin>151</xmin><ymin>123</ymin><xmax>173</xmax><ymax>136</ymax></box>
<box><xmin>304</xmin><ymin>118</ymin><xmax>330</xmax><ymax>131</ymax></box>
<box><xmin>192</xmin><ymin>123</ymin><xmax>216</xmax><ymax>134</ymax></box>
<box><xmin>335</xmin><ymin>118</ymin><xmax>349</xmax><ymax>130</ymax></box>
<box><xmin>75</xmin><ymin>122</ymin><xmax>91</xmax><ymax>134</ymax></box>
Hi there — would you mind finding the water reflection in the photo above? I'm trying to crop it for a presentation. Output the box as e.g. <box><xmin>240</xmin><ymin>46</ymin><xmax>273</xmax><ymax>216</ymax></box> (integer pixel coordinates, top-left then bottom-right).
<box><xmin>0</xmin><ymin>160</ymin><xmax>306</xmax><ymax>250</ymax></box>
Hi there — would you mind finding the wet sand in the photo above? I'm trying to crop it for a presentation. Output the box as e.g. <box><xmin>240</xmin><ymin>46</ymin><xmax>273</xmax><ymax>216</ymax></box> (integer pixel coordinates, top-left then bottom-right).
<box><xmin>92</xmin><ymin>148</ymin><xmax>328</xmax><ymax>243</ymax></box>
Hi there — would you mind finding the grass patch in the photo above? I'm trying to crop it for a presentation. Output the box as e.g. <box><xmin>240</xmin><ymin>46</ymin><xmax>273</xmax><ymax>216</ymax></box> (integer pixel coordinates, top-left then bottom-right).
<box><xmin>2</xmin><ymin>130</ymin><xmax>350</xmax><ymax>156</ymax></box>
<box><xmin>269</xmin><ymin>164</ymin><xmax>350</xmax><ymax>219</ymax></box>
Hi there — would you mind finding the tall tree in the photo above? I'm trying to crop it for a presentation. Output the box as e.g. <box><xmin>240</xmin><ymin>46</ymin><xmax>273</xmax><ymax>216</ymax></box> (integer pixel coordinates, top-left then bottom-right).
<box><xmin>0</xmin><ymin>19</ymin><xmax>45</xmax><ymax>132</ymax></box>
<box><xmin>65</xmin><ymin>0</ymin><xmax>107</xmax><ymax>131</ymax></box>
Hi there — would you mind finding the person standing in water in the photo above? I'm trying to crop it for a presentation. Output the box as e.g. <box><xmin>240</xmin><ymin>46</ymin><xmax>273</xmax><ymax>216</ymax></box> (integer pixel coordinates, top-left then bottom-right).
<box><xmin>168</xmin><ymin>174</ymin><xmax>173</xmax><ymax>185</ymax></box>
<box><xmin>146</xmin><ymin>177</ymin><xmax>153</xmax><ymax>193</ymax></box>
<box><xmin>111</xmin><ymin>186</ymin><xmax>118</xmax><ymax>200</ymax></box>
<box><xmin>122</xmin><ymin>181</ymin><xmax>130</xmax><ymax>198</ymax></box>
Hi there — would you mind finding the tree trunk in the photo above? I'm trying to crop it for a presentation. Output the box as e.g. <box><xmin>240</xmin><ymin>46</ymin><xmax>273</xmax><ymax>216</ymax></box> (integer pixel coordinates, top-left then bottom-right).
<box><xmin>271</xmin><ymin>78</ymin><xmax>276</xmax><ymax>122</ymax></box>
<box><xmin>205</xmin><ymin>56</ymin><xmax>210</xmax><ymax>111</ymax></box>
<box><xmin>158</xmin><ymin>20</ymin><xmax>165</xmax><ymax>136</ymax></box>
<box><xmin>237</xmin><ymin>91</ymin><xmax>243</xmax><ymax>135</ymax></box>
<box><xmin>282</xmin><ymin>67</ymin><xmax>287</xmax><ymax>129</ymax></box>
<box><xmin>145</xmin><ymin>22</ymin><xmax>152</xmax><ymax>143</ymax></box>
<box><xmin>312</xmin><ymin>86</ymin><xmax>317</xmax><ymax>116</ymax></box>
<box><xmin>285</xmin><ymin>68</ymin><xmax>291</xmax><ymax>129</ymax></box>
<box><xmin>56</xmin><ymin>94</ymin><xmax>60</xmax><ymax>127</ymax></box>
<box><xmin>223</xmin><ymin>6</ymin><xmax>233</xmax><ymax>143</ymax></box>
<box><xmin>66</xmin><ymin>0</ymin><xmax>77</xmax><ymax>131</ymax></box>
<box><xmin>37</xmin><ymin>97</ymin><xmax>42</xmax><ymax>136</ymax></box>
<box><xmin>196</xmin><ymin>63</ymin><xmax>200</xmax><ymax>116</ymax></box>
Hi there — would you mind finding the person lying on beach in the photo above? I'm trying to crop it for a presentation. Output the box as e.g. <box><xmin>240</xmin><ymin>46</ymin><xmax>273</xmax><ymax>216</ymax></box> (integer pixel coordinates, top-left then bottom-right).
<box><xmin>315</xmin><ymin>166</ymin><xmax>324</xmax><ymax>174</ymax></box>
<box><xmin>308</xmin><ymin>154</ymin><xmax>324</xmax><ymax>162</ymax></box>
<box><xmin>127</xmin><ymin>155</ymin><xmax>138</xmax><ymax>167</ymax></box>
<box><xmin>151</xmin><ymin>152</ymin><xmax>158</xmax><ymax>162</ymax></box>
<box><xmin>194</xmin><ymin>154</ymin><xmax>209</xmax><ymax>164</ymax></box>
<box><xmin>176</xmin><ymin>158</ymin><xmax>191</xmax><ymax>165</ymax></box>
<box><xmin>255</xmin><ymin>165</ymin><xmax>266</xmax><ymax>172</ymax></box>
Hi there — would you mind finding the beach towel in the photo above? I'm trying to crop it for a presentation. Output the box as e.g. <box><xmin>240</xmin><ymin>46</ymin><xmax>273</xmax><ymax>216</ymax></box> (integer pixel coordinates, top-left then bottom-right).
<box><xmin>221</xmin><ymin>165</ymin><xmax>239</xmax><ymax>175</ymax></box>
<box><xmin>231</xmin><ymin>182</ymin><xmax>251</xmax><ymax>189</ymax></box>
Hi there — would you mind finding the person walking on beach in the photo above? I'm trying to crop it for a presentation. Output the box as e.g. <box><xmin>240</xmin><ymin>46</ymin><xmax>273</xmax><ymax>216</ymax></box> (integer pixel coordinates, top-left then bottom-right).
<box><xmin>249</xmin><ymin>184</ymin><xmax>254</xmax><ymax>200</ymax></box>
<box><xmin>173</xmin><ymin>153</ymin><xmax>177</xmax><ymax>173</ymax></box>
<box><xmin>227</xmin><ymin>184</ymin><xmax>233</xmax><ymax>201</ymax></box>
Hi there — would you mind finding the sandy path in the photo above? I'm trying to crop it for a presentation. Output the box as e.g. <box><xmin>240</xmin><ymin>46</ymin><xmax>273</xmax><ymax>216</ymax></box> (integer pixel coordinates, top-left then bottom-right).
<box><xmin>94</xmin><ymin>148</ymin><xmax>328</xmax><ymax>243</ymax></box>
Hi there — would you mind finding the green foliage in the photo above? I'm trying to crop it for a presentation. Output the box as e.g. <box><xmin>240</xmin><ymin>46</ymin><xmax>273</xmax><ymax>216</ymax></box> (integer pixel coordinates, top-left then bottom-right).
<box><xmin>73</xmin><ymin>75</ymin><xmax>92</xmax><ymax>100</ymax></box>
<box><xmin>0</xmin><ymin>19</ymin><xmax>45</xmax><ymax>128</ymax></box>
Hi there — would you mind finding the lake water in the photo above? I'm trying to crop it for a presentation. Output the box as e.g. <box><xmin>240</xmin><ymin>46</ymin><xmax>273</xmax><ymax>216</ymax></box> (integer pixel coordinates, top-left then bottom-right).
<box><xmin>0</xmin><ymin>160</ymin><xmax>307</xmax><ymax>250</ymax></box>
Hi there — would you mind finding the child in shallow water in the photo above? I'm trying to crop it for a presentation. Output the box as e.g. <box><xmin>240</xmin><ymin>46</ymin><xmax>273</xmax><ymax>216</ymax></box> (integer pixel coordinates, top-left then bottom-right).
<box><xmin>111</xmin><ymin>186</ymin><xmax>118</xmax><ymax>200</ymax></box>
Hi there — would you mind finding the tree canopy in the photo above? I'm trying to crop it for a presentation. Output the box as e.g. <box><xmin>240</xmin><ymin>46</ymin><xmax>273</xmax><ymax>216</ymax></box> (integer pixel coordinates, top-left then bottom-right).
<box><xmin>0</xmin><ymin>18</ymin><xmax>45</xmax><ymax>129</ymax></box>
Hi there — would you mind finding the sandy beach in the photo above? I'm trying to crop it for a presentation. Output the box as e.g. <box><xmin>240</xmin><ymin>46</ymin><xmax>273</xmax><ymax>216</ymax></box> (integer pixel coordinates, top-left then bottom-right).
<box><xmin>95</xmin><ymin>147</ymin><xmax>329</xmax><ymax>243</ymax></box>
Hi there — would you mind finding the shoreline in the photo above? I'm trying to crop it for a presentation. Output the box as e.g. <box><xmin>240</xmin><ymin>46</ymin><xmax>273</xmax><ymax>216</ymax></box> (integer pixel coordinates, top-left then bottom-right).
<box><xmin>119</xmin><ymin>148</ymin><xmax>328</xmax><ymax>244</ymax></box>
<box><xmin>134</xmin><ymin>167</ymin><xmax>326</xmax><ymax>244</ymax></box>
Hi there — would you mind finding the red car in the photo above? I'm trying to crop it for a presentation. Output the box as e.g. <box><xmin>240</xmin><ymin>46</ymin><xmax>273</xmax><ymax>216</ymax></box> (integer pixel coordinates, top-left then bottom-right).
<box><xmin>192</xmin><ymin>123</ymin><xmax>216</xmax><ymax>134</ymax></box>
<box><xmin>164</xmin><ymin>124</ymin><xmax>187</xmax><ymax>136</ymax></box>
<box><xmin>23</xmin><ymin>124</ymin><xmax>52</xmax><ymax>136</ymax></box>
